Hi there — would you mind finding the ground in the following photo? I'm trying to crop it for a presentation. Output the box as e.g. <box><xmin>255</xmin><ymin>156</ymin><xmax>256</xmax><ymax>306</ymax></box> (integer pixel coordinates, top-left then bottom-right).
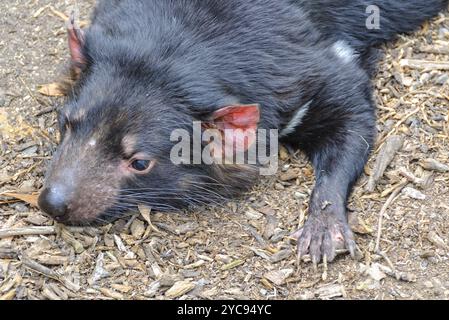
<box><xmin>0</xmin><ymin>0</ymin><xmax>448</xmax><ymax>300</ymax></box>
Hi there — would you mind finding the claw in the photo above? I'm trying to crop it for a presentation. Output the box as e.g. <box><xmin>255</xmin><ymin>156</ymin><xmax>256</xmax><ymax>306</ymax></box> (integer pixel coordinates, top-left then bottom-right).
<box><xmin>294</xmin><ymin>212</ymin><xmax>358</xmax><ymax>265</ymax></box>
<box><xmin>322</xmin><ymin>232</ymin><xmax>336</xmax><ymax>262</ymax></box>
<box><xmin>312</xmin><ymin>256</ymin><xmax>318</xmax><ymax>272</ymax></box>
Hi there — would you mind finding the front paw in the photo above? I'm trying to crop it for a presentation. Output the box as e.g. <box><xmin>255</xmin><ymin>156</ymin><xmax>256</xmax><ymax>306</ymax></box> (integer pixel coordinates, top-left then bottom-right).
<box><xmin>292</xmin><ymin>213</ymin><xmax>357</xmax><ymax>265</ymax></box>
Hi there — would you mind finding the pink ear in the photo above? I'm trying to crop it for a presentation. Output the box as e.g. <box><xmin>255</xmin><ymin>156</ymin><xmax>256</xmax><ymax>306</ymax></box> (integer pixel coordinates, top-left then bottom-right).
<box><xmin>210</xmin><ymin>105</ymin><xmax>260</xmax><ymax>132</ymax></box>
<box><xmin>67</xmin><ymin>13</ymin><xmax>85</xmax><ymax>66</ymax></box>
<box><xmin>206</xmin><ymin>104</ymin><xmax>260</xmax><ymax>154</ymax></box>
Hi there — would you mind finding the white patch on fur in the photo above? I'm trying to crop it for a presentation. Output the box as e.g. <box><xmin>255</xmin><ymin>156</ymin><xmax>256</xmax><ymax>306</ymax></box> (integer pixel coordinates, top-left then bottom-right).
<box><xmin>280</xmin><ymin>100</ymin><xmax>312</xmax><ymax>137</ymax></box>
<box><xmin>88</xmin><ymin>139</ymin><xmax>97</xmax><ymax>147</ymax></box>
<box><xmin>332</xmin><ymin>40</ymin><xmax>356</xmax><ymax>64</ymax></box>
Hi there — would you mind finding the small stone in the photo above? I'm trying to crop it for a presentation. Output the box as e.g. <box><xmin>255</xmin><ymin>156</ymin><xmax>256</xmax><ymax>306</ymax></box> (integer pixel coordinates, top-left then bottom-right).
<box><xmin>402</xmin><ymin>77</ymin><xmax>414</xmax><ymax>87</ymax></box>
<box><xmin>419</xmin><ymin>73</ymin><xmax>431</xmax><ymax>84</ymax></box>
<box><xmin>294</xmin><ymin>192</ymin><xmax>307</xmax><ymax>200</ymax></box>
<box><xmin>438</xmin><ymin>27</ymin><xmax>449</xmax><ymax>39</ymax></box>
<box><xmin>434</xmin><ymin>73</ymin><xmax>449</xmax><ymax>85</ymax></box>
<box><xmin>215</xmin><ymin>254</ymin><xmax>232</xmax><ymax>264</ymax></box>
<box><xmin>402</xmin><ymin>187</ymin><xmax>426</xmax><ymax>200</ymax></box>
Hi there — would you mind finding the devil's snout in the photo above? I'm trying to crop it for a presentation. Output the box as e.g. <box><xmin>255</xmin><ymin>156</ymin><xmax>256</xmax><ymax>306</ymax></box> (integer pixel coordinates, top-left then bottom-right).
<box><xmin>38</xmin><ymin>185</ymin><xmax>70</xmax><ymax>222</ymax></box>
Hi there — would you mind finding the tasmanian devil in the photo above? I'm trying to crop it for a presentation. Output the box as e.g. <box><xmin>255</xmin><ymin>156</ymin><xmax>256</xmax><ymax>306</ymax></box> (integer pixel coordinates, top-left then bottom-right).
<box><xmin>38</xmin><ymin>0</ymin><xmax>448</xmax><ymax>265</ymax></box>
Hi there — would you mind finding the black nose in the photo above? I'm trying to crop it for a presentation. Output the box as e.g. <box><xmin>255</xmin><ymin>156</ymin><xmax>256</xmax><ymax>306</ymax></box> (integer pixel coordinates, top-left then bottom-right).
<box><xmin>38</xmin><ymin>186</ymin><xmax>69</xmax><ymax>222</ymax></box>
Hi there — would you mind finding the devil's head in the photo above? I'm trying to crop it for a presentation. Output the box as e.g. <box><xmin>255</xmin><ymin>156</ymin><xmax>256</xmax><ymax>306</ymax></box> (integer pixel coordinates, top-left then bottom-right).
<box><xmin>38</xmin><ymin>16</ymin><xmax>263</xmax><ymax>225</ymax></box>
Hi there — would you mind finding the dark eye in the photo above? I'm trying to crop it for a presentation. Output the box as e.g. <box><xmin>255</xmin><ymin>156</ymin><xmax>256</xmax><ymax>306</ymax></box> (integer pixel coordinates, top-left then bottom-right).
<box><xmin>131</xmin><ymin>160</ymin><xmax>152</xmax><ymax>172</ymax></box>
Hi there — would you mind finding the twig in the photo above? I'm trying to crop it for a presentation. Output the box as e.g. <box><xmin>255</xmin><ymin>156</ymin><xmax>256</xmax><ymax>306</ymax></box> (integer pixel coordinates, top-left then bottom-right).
<box><xmin>400</xmin><ymin>59</ymin><xmax>449</xmax><ymax>70</ymax></box>
<box><xmin>367</xmin><ymin>135</ymin><xmax>404</xmax><ymax>192</ymax></box>
<box><xmin>34</xmin><ymin>106</ymin><xmax>57</xmax><ymax>117</ymax></box>
<box><xmin>0</xmin><ymin>226</ymin><xmax>56</xmax><ymax>239</ymax></box>
<box><xmin>20</xmin><ymin>255</ymin><xmax>80</xmax><ymax>292</ymax></box>
<box><xmin>376</xmin><ymin>251</ymin><xmax>396</xmax><ymax>273</ymax></box>
<box><xmin>0</xmin><ymin>247</ymin><xmax>19</xmax><ymax>259</ymax></box>
<box><xmin>375</xmin><ymin>181</ymin><xmax>407</xmax><ymax>252</ymax></box>
<box><xmin>376</xmin><ymin>107</ymin><xmax>420</xmax><ymax>152</ymax></box>
<box><xmin>377</xmin><ymin>263</ymin><xmax>417</xmax><ymax>282</ymax></box>
<box><xmin>418</xmin><ymin>45</ymin><xmax>449</xmax><ymax>55</ymax></box>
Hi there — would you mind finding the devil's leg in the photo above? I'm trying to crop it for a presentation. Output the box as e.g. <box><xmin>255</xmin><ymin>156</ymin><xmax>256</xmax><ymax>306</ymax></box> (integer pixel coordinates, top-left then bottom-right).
<box><xmin>290</xmin><ymin>78</ymin><xmax>376</xmax><ymax>265</ymax></box>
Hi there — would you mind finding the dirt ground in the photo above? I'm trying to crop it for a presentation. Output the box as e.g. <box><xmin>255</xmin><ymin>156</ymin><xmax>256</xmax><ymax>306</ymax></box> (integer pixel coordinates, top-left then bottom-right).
<box><xmin>0</xmin><ymin>0</ymin><xmax>448</xmax><ymax>300</ymax></box>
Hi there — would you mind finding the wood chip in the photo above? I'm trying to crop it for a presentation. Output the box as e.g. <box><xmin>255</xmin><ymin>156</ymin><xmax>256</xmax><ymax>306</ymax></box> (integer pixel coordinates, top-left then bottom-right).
<box><xmin>264</xmin><ymin>269</ymin><xmax>294</xmax><ymax>286</ymax></box>
<box><xmin>60</xmin><ymin>228</ymin><xmax>84</xmax><ymax>254</ymax></box>
<box><xmin>184</xmin><ymin>260</ymin><xmax>205</xmax><ymax>269</ymax></box>
<box><xmin>427</xmin><ymin>231</ymin><xmax>448</xmax><ymax>250</ymax></box>
<box><xmin>49</xmin><ymin>6</ymin><xmax>68</xmax><ymax>21</ymax></box>
<box><xmin>0</xmin><ymin>247</ymin><xmax>18</xmax><ymax>259</ymax></box>
<box><xmin>402</xmin><ymin>187</ymin><xmax>426</xmax><ymax>200</ymax></box>
<box><xmin>419</xmin><ymin>158</ymin><xmax>449</xmax><ymax>173</ymax></box>
<box><xmin>32</xmin><ymin>5</ymin><xmax>49</xmax><ymax>18</ymax></box>
<box><xmin>315</xmin><ymin>284</ymin><xmax>345</xmax><ymax>299</ymax></box>
<box><xmin>0</xmin><ymin>192</ymin><xmax>39</xmax><ymax>207</ymax></box>
<box><xmin>349</xmin><ymin>212</ymin><xmax>373</xmax><ymax>235</ymax></box>
<box><xmin>263</xmin><ymin>214</ymin><xmax>279</xmax><ymax>239</ymax></box>
<box><xmin>270</xmin><ymin>249</ymin><xmax>292</xmax><ymax>263</ymax></box>
<box><xmin>42</xmin><ymin>285</ymin><xmax>61</xmax><ymax>300</ymax></box>
<box><xmin>220</xmin><ymin>259</ymin><xmax>245</xmax><ymax>271</ymax></box>
<box><xmin>245</xmin><ymin>208</ymin><xmax>263</xmax><ymax>220</ymax></box>
<box><xmin>20</xmin><ymin>255</ymin><xmax>80</xmax><ymax>292</ymax></box>
<box><xmin>90</xmin><ymin>252</ymin><xmax>109</xmax><ymax>285</ymax></box>
<box><xmin>99</xmin><ymin>288</ymin><xmax>124</xmax><ymax>300</ymax></box>
<box><xmin>165</xmin><ymin>280</ymin><xmax>195</xmax><ymax>299</ymax></box>
<box><xmin>0</xmin><ymin>289</ymin><xmax>16</xmax><ymax>300</ymax></box>
<box><xmin>280</xmin><ymin>170</ymin><xmax>297</xmax><ymax>182</ymax></box>
<box><xmin>130</xmin><ymin>219</ymin><xmax>145</xmax><ymax>239</ymax></box>
<box><xmin>367</xmin><ymin>135</ymin><xmax>404</xmax><ymax>192</ymax></box>
<box><xmin>37</xmin><ymin>83</ymin><xmax>66</xmax><ymax>97</ymax></box>
<box><xmin>377</xmin><ymin>264</ymin><xmax>417</xmax><ymax>282</ymax></box>
<box><xmin>35</xmin><ymin>254</ymin><xmax>69</xmax><ymax>266</ymax></box>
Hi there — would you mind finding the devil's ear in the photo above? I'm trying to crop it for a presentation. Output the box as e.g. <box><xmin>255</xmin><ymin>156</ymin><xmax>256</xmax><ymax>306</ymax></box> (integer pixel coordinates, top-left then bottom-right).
<box><xmin>202</xmin><ymin>104</ymin><xmax>260</xmax><ymax>160</ymax></box>
<box><xmin>67</xmin><ymin>12</ymin><xmax>86</xmax><ymax>68</ymax></box>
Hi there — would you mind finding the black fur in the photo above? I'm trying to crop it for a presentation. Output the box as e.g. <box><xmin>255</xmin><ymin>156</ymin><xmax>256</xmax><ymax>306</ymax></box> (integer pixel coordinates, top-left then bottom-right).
<box><xmin>39</xmin><ymin>0</ymin><xmax>448</xmax><ymax>263</ymax></box>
